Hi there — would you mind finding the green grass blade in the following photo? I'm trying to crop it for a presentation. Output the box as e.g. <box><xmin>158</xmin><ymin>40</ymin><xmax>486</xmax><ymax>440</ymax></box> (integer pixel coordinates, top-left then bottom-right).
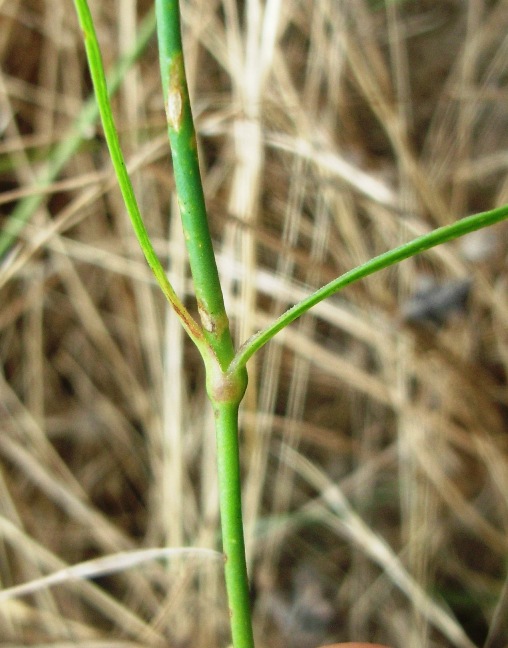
<box><xmin>230</xmin><ymin>204</ymin><xmax>508</xmax><ymax>373</ymax></box>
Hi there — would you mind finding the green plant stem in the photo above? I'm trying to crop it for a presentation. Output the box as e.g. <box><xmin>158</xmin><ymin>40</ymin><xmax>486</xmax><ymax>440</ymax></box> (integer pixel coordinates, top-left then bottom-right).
<box><xmin>0</xmin><ymin>8</ymin><xmax>156</xmax><ymax>259</ymax></box>
<box><xmin>73</xmin><ymin>0</ymin><xmax>203</xmax><ymax>346</ymax></box>
<box><xmin>230</xmin><ymin>203</ymin><xmax>508</xmax><ymax>373</ymax></box>
<box><xmin>155</xmin><ymin>0</ymin><xmax>235</xmax><ymax>368</ymax></box>
<box><xmin>214</xmin><ymin>400</ymin><xmax>255</xmax><ymax>648</ymax></box>
<box><xmin>155</xmin><ymin>5</ymin><xmax>254</xmax><ymax>647</ymax></box>
<box><xmin>73</xmin><ymin>2</ymin><xmax>254</xmax><ymax>646</ymax></box>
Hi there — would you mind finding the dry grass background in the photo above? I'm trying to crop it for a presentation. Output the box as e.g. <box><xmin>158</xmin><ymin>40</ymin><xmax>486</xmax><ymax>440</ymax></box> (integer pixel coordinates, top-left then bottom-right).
<box><xmin>0</xmin><ymin>0</ymin><xmax>508</xmax><ymax>646</ymax></box>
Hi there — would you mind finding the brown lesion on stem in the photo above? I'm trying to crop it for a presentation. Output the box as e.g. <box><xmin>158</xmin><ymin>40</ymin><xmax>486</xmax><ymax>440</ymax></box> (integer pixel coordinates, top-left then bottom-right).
<box><xmin>197</xmin><ymin>299</ymin><xmax>215</xmax><ymax>334</ymax></box>
<box><xmin>196</xmin><ymin>298</ymin><xmax>231</xmax><ymax>341</ymax></box>
<box><xmin>165</xmin><ymin>53</ymin><xmax>186</xmax><ymax>132</ymax></box>
<box><xmin>172</xmin><ymin>300</ymin><xmax>203</xmax><ymax>343</ymax></box>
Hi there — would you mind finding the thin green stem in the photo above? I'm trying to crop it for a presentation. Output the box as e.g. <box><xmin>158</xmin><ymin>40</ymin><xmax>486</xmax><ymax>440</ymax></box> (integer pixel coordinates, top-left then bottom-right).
<box><xmin>230</xmin><ymin>203</ymin><xmax>508</xmax><ymax>373</ymax></box>
<box><xmin>155</xmin><ymin>0</ymin><xmax>235</xmax><ymax>368</ymax></box>
<box><xmin>73</xmin><ymin>0</ymin><xmax>203</xmax><ymax>346</ymax></box>
<box><xmin>0</xmin><ymin>8</ymin><xmax>156</xmax><ymax>259</ymax></box>
<box><xmin>214</xmin><ymin>400</ymin><xmax>255</xmax><ymax>648</ymax></box>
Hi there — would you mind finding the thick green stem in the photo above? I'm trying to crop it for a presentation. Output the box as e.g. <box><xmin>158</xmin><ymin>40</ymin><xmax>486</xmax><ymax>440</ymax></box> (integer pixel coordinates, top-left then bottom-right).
<box><xmin>214</xmin><ymin>399</ymin><xmax>255</xmax><ymax>648</ymax></box>
<box><xmin>155</xmin><ymin>0</ymin><xmax>235</xmax><ymax>367</ymax></box>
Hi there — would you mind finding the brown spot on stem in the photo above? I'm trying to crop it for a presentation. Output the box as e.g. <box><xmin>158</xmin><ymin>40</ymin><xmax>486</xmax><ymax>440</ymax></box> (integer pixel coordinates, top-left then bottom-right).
<box><xmin>167</xmin><ymin>89</ymin><xmax>182</xmax><ymax>131</ymax></box>
<box><xmin>196</xmin><ymin>299</ymin><xmax>232</xmax><ymax>341</ymax></box>
<box><xmin>197</xmin><ymin>300</ymin><xmax>214</xmax><ymax>333</ymax></box>
<box><xmin>169</xmin><ymin>300</ymin><xmax>203</xmax><ymax>342</ymax></box>
<box><xmin>166</xmin><ymin>54</ymin><xmax>185</xmax><ymax>132</ymax></box>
